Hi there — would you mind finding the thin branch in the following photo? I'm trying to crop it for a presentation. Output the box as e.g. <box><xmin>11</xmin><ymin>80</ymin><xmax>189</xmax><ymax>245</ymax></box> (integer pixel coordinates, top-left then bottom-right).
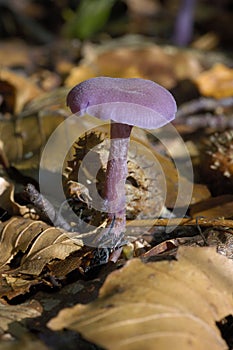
<box><xmin>176</xmin><ymin>97</ymin><xmax>233</xmax><ymax>118</ymax></box>
<box><xmin>174</xmin><ymin>97</ymin><xmax>233</xmax><ymax>130</ymax></box>
<box><xmin>24</xmin><ymin>183</ymin><xmax>71</xmax><ymax>231</ymax></box>
<box><xmin>126</xmin><ymin>217</ymin><xmax>233</xmax><ymax>229</ymax></box>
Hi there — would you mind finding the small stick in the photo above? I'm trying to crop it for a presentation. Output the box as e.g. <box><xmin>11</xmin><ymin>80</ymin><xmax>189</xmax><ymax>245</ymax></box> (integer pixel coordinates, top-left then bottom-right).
<box><xmin>176</xmin><ymin>97</ymin><xmax>233</xmax><ymax>118</ymax></box>
<box><xmin>174</xmin><ymin>113</ymin><xmax>233</xmax><ymax>130</ymax></box>
<box><xmin>126</xmin><ymin>217</ymin><xmax>233</xmax><ymax>229</ymax></box>
<box><xmin>24</xmin><ymin>183</ymin><xmax>71</xmax><ymax>231</ymax></box>
<box><xmin>174</xmin><ymin>97</ymin><xmax>233</xmax><ymax>130</ymax></box>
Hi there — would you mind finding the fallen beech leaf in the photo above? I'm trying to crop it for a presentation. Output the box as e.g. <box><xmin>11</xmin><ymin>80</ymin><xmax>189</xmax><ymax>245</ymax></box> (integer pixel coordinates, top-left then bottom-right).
<box><xmin>0</xmin><ymin>274</ymin><xmax>40</xmax><ymax>300</ymax></box>
<box><xmin>194</xmin><ymin>63</ymin><xmax>233</xmax><ymax>99</ymax></box>
<box><xmin>0</xmin><ymin>338</ymin><xmax>50</xmax><ymax>350</ymax></box>
<box><xmin>0</xmin><ymin>68</ymin><xmax>42</xmax><ymax>114</ymax></box>
<box><xmin>191</xmin><ymin>32</ymin><xmax>219</xmax><ymax>51</ymax></box>
<box><xmin>0</xmin><ymin>40</ymin><xmax>33</xmax><ymax>69</ymax></box>
<box><xmin>190</xmin><ymin>195</ymin><xmax>233</xmax><ymax>218</ymax></box>
<box><xmin>48</xmin><ymin>246</ymin><xmax>233</xmax><ymax>350</ymax></box>
<box><xmin>0</xmin><ymin>217</ymin><xmax>83</xmax><ymax>275</ymax></box>
<box><xmin>0</xmin><ymin>88</ymin><xmax>68</xmax><ymax>164</ymax></box>
<box><xmin>126</xmin><ymin>0</ymin><xmax>160</xmax><ymax>16</ymax></box>
<box><xmin>151</xmin><ymin>152</ymin><xmax>210</xmax><ymax>207</ymax></box>
<box><xmin>0</xmin><ymin>299</ymin><xmax>41</xmax><ymax>332</ymax></box>
<box><xmin>141</xmin><ymin>239</ymin><xmax>179</xmax><ymax>257</ymax></box>
<box><xmin>0</xmin><ymin>177</ymin><xmax>38</xmax><ymax>218</ymax></box>
<box><xmin>65</xmin><ymin>44</ymin><xmax>203</xmax><ymax>89</ymax></box>
<box><xmin>190</xmin><ymin>183</ymin><xmax>211</xmax><ymax>205</ymax></box>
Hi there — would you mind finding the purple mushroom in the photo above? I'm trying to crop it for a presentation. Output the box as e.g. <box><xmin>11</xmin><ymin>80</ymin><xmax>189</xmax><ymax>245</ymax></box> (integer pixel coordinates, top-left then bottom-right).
<box><xmin>67</xmin><ymin>77</ymin><xmax>177</xmax><ymax>248</ymax></box>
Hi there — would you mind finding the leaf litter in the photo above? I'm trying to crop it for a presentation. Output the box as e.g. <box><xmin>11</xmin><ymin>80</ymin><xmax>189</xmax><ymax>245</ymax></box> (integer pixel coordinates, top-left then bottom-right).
<box><xmin>48</xmin><ymin>246</ymin><xmax>233</xmax><ymax>350</ymax></box>
<box><xmin>0</xmin><ymin>4</ymin><xmax>233</xmax><ymax>348</ymax></box>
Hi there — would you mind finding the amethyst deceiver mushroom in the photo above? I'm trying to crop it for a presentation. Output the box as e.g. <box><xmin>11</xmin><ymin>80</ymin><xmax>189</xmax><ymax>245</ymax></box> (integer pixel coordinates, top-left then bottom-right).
<box><xmin>67</xmin><ymin>77</ymin><xmax>177</xmax><ymax>248</ymax></box>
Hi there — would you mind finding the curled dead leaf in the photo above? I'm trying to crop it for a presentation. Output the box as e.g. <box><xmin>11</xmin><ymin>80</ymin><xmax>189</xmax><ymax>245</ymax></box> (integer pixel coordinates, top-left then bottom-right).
<box><xmin>0</xmin><ymin>68</ymin><xmax>42</xmax><ymax>115</ymax></box>
<box><xmin>0</xmin><ymin>299</ymin><xmax>41</xmax><ymax>333</ymax></box>
<box><xmin>0</xmin><ymin>177</ymin><xmax>38</xmax><ymax>219</ymax></box>
<box><xmin>0</xmin><ymin>40</ymin><xmax>33</xmax><ymax>69</ymax></box>
<box><xmin>65</xmin><ymin>44</ymin><xmax>203</xmax><ymax>89</ymax></box>
<box><xmin>194</xmin><ymin>63</ymin><xmax>233</xmax><ymax>99</ymax></box>
<box><xmin>48</xmin><ymin>246</ymin><xmax>233</xmax><ymax>350</ymax></box>
<box><xmin>0</xmin><ymin>217</ymin><xmax>83</xmax><ymax>275</ymax></box>
<box><xmin>190</xmin><ymin>195</ymin><xmax>233</xmax><ymax>219</ymax></box>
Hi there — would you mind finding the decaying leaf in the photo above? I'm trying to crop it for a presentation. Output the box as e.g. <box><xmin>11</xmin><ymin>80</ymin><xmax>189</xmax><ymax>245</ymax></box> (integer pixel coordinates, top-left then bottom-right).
<box><xmin>0</xmin><ymin>217</ymin><xmax>83</xmax><ymax>275</ymax></box>
<box><xmin>0</xmin><ymin>216</ymin><xmax>89</xmax><ymax>299</ymax></box>
<box><xmin>48</xmin><ymin>246</ymin><xmax>233</xmax><ymax>350</ymax></box>
<box><xmin>0</xmin><ymin>177</ymin><xmax>38</xmax><ymax>219</ymax></box>
<box><xmin>190</xmin><ymin>194</ymin><xmax>233</xmax><ymax>219</ymax></box>
<box><xmin>0</xmin><ymin>273</ymin><xmax>41</xmax><ymax>300</ymax></box>
<box><xmin>0</xmin><ymin>68</ymin><xmax>42</xmax><ymax>115</ymax></box>
<box><xmin>0</xmin><ymin>40</ymin><xmax>33</xmax><ymax>69</ymax></box>
<box><xmin>65</xmin><ymin>43</ymin><xmax>203</xmax><ymax>89</ymax></box>
<box><xmin>194</xmin><ymin>63</ymin><xmax>233</xmax><ymax>99</ymax></box>
<box><xmin>0</xmin><ymin>101</ymin><xmax>68</xmax><ymax>165</ymax></box>
<box><xmin>0</xmin><ymin>338</ymin><xmax>50</xmax><ymax>350</ymax></box>
<box><xmin>0</xmin><ymin>299</ymin><xmax>41</xmax><ymax>332</ymax></box>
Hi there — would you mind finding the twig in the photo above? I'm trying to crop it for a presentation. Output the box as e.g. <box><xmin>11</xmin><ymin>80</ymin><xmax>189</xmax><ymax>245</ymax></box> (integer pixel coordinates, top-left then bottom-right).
<box><xmin>175</xmin><ymin>113</ymin><xmax>233</xmax><ymax>129</ymax></box>
<box><xmin>126</xmin><ymin>217</ymin><xmax>233</xmax><ymax>229</ymax></box>
<box><xmin>176</xmin><ymin>97</ymin><xmax>233</xmax><ymax>118</ymax></box>
<box><xmin>24</xmin><ymin>183</ymin><xmax>71</xmax><ymax>231</ymax></box>
<box><xmin>174</xmin><ymin>97</ymin><xmax>233</xmax><ymax>130</ymax></box>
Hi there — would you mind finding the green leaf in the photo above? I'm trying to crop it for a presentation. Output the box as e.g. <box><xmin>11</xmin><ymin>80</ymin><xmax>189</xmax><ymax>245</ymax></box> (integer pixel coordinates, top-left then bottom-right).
<box><xmin>63</xmin><ymin>0</ymin><xmax>117</xmax><ymax>40</ymax></box>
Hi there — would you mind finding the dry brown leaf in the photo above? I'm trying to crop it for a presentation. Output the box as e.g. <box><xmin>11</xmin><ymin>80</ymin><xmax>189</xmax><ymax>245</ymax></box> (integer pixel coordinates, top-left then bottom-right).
<box><xmin>0</xmin><ymin>217</ymin><xmax>83</xmax><ymax>275</ymax></box>
<box><xmin>0</xmin><ymin>40</ymin><xmax>32</xmax><ymax>69</ymax></box>
<box><xmin>0</xmin><ymin>89</ymin><xmax>68</xmax><ymax>164</ymax></box>
<box><xmin>129</xmin><ymin>130</ymin><xmax>210</xmax><ymax>208</ymax></box>
<box><xmin>0</xmin><ymin>338</ymin><xmax>50</xmax><ymax>350</ymax></box>
<box><xmin>0</xmin><ymin>177</ymin><xmax>38</xmax><ymax>218</ymax></box>
<box><xmin>126</xmin><ymin>0</ymin><xmax>160</xmax><ymax>16</ymax></box>
<box><xmin>190</xmin><ymin>194</ymin><xmax>233</xmax><ymax>219</ymax></box>
<box><xmin>150</xmin><ymin>152</ymin><xmax>210</xmax><ymax>208</ymax></box>
<box><xmin>48</xmin><ymin>246</ymin><xmax>233</xmax><ymax>350</ymax></box>
<box><xmin>0</xmin><ymin>274</ymin><xmax>41</xmax><ymax>300</ymax></box>
<box><xmin>0</xmin><ymin>68</ymin><xmax>42</xmax><ymax>114</ymax></box>
<box><xmin>0</xmin><ymin>299</ymin><xmax>41</xmax><ymax>332</ymax></box>
<box><xmin>194</xmin><ymin>63</ymin><xmax>233</xmax><ymax>99</ymax></box>
<box><xmin>190</xmin><ymin>183</ymin><xmax>211</xmax><ymax>205</ymax></box>
<box><xmin>65</xmin><ymin>44</ymin><xmax>202</xmax><ymax>89</ymax></box>
<box><xmin>1</xmin><ymin>334</ymin><xmax>49</xmax><ymax>350</ymax></box>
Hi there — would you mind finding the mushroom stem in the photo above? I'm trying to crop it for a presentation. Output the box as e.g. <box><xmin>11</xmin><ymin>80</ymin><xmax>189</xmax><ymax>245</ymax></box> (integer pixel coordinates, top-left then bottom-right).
<box><xmin>104</xmin><ymin>122</ymin><xmax>133</xmax><ymax>245</ymax></box>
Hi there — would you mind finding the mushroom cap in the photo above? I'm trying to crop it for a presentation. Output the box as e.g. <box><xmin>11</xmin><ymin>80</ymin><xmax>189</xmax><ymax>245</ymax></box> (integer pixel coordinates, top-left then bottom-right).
<box><xmin>67</xmin><ymin>77</ymin><xmax>177</xmax><ymax>129</ymax></box>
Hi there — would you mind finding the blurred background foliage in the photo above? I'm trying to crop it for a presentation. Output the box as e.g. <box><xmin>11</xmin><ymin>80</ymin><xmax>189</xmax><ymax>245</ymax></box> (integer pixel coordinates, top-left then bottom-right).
<box><xmin>0</xmin><ymin>0</ymin><xmax>232</xmax><ymax>50</ymax></box>
<box><xmin>62</xmin><ymin>0</ymin><xmax>119</xmax><ymax>40</ymax></box>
